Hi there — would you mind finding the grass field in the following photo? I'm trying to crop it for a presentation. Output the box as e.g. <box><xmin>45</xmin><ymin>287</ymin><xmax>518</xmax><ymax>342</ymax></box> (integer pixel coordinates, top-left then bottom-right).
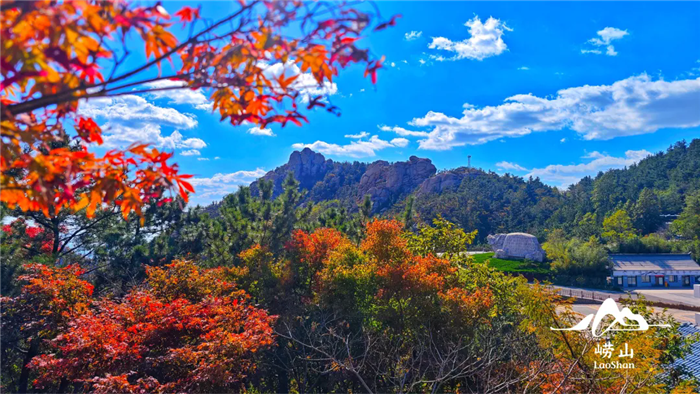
<box><xmin>472</xmin><ymin>252</ymin><xmax>550</xmax><ymax>275</ymax></box>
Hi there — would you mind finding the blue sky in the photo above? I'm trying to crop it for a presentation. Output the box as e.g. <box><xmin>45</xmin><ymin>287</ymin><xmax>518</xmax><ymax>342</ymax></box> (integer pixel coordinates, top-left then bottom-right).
<box><xmin>81</xmin><ymin>2</ymin><xmax>700</xmax><ymax>206</ymax></box>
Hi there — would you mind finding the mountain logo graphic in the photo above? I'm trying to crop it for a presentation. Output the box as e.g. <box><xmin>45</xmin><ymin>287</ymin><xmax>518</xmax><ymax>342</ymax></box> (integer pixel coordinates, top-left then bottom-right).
<box><xmin>551</xmin><ymin>298</ymin><xmax>671</xmax><ymax>337</ymax></box>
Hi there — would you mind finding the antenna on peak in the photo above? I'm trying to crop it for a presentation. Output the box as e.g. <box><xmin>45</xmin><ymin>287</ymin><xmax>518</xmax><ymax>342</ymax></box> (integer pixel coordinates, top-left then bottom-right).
<box><xmin>468</xmin><ymin>155</ymin><xmax>471</xmax><ymax>169</ymax></box>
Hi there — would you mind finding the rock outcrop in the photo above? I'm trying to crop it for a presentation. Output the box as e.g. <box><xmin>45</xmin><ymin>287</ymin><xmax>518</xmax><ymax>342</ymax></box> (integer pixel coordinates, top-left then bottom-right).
<box><xmin>250</xmin><ymin>148</ymin><xmax>333</xmax><ymax>197</ymax></box>
<box><xmin>247</xmin><ymin>150</ymin><xmax>435</xmax><ymax>214</ymax></box>
<box><xmin>417</xmin><ymin>167</ymin><xmax>472</xmax><ymax>195</ymax></box>
<box><xmin>358</xmin><ymin>156</ymin><xmax>436</xmax><ymax>212</ymax></box>
<box><xmin>287</xmin><ymin>148</ymin><xmax>332</xmax><ymax>190</ymax></box>
<box><xmin>487</xmin><ymin>233</ymin><xmax>546</xmax><ymax>262</ymax></box>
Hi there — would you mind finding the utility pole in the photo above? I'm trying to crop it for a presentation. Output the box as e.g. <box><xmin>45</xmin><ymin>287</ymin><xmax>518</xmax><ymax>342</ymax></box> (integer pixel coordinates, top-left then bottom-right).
<box><xmin>468</xmin><ymin>155</ymin><xmax>471</xmax><ymax>169</ymax></box>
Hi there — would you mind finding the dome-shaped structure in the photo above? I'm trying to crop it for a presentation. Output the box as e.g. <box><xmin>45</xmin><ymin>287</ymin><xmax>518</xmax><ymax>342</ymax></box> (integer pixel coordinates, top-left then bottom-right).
<box><xmin>487</xmin><ymin>233</ymin><xmax>545</xmax><ymax>262</ymax></box>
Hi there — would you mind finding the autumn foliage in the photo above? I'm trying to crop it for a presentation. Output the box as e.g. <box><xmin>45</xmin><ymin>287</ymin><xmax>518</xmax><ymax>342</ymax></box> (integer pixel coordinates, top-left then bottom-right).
<box><xmin>1</xmin><ymin>263</ymin><xmax>93</xmax><ymax>335</ymax></box>
<box><xmin>1</xmin><ymin>0</ymin><xmax>393</xmax><ymax>221</ymax></box>
<box><xmin>17</xmin><ymin>261</ymin><xmax>276</xmax><ymax>393</ymax></box>
<box><xmin>288</xmin><ymin>227</ymin><xmax>350</xmax><ymax>271</ymax></box>
<box><xmin>1</xmin><ymin>2</ymin><xmax>696</xmax><ymax>389</ymax></box>
<box><xmin>1</xmin><ymin>217</ymin><xmax>697</xmax><ymax>392</ymax></box>
<box><xmin>284</xmin><ymin>219</ymin><xmax>494</xmax><ymax>324</ymax></box>
<box><xmin>2</xmin><ymin>218</ymin><xmax>61</xmax><ymax>255</ymax></box>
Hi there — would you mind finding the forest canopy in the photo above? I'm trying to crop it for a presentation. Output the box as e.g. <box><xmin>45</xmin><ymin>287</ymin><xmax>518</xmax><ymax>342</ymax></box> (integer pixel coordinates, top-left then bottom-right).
<box><xmin>1</xmin><ymin>1</ymin><xmax>699</xmax><ymax>393</ymax></box>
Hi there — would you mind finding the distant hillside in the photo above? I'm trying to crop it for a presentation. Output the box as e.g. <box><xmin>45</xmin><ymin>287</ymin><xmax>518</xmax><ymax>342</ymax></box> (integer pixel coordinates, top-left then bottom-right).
<box><xmin>408</xmin><ymin>169</ymin><xmax>563</xmax><ymax>241</ymax></box>
<box><xmin>249</xmin><ymin>148</ymin><xmax>436</xmax><ymax>214</ymax></box>
<box><xmin>592</xmin><ymin>139</ymin><xmax>700</xmax><ymax>213</ymax></box>
<box><xmin>409</xmin><ymin>139</ymin><xmax>699</xmax><ymax>241</ymax></box>
<box><xmin>207</xmin><ymin>139</ymin><xmax>699</xmax><ymax>242</ymax></box>
<box><xmin>546</xmin><ymin>139</ymin><xmax>700</xmax><ymax>233</ymax></box>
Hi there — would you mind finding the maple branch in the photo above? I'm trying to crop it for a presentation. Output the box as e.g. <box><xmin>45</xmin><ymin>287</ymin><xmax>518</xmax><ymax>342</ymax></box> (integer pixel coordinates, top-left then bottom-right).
<box><xmin>546</xmin><ymin>299</ymin><xmax>603</xmax><ymax>392</ymax></box>
<box><xmin>100</xmin><ymin>85</ymin><xmax>216</xmax><ymax>99</ymax></box>
<box><xmin>5</xmin><ymin>1</ymin><xmax>258</xmax><ymax>116</ymax></box>
<box><xmin>105</xmin><ymin>1</ymin><xmax>256</xmax><ymax>87</ymax></box>
<box><xmin>99</xmin><ymin>73</ymin><xmax>194</xmax><ymax>94</ymax></box>
<box><xmin>57</xmin><ymin>208</ymin><xmax>119</xmax><ymax>255</ymax></box>
<box><xmin>21</xmin><ymin>210</ymin><xmax>55</xmax><ymax>231</ymax></box>
<box><xmin>549</xmin><ymin>342</ymin><xmax>591</xmax><ymax>394</ymax></box>
<box><xmin>276</xmin><ymin>319</ymin><xmax>375</xmax><ymax>394</ymax></box>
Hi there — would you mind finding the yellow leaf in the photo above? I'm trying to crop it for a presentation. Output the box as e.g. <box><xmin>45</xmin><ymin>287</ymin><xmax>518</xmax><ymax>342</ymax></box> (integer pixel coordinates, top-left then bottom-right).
<box><xmin>73</xmin><ymin>193</ymin><xmax>90</xmax><ymax>212</ymax></box>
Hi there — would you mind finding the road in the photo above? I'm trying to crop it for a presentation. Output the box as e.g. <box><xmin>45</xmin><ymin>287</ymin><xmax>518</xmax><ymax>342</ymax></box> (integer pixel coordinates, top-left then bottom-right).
<box><xmin>557</xmin><ymin>302</ymin><xmax>698</xmax><ymax>325</ymax></box>
<box><xmin>550</xmin><ymin>285</ymin><xmax>700</xmax><ymax>308</ymax></box>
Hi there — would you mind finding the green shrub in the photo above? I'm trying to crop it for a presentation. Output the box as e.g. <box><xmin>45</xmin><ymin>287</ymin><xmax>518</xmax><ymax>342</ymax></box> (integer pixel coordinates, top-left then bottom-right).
<box><xmin>543</xmin><ymin>230</ymin><xmax>608</xmax><ymax>277</ymax></box>
<box><xmin>618</xmin><ymin>234</ymin><xmax>700</xmax><ymax>260</ymax></box>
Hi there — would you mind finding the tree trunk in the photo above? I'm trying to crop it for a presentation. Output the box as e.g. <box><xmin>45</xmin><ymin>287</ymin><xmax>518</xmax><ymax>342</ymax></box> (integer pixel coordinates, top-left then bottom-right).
<box><xmin>51</xmin><ymin>217</ymin><xmax>60</xmax><ymax>256</ymax></box>
<box><xmin>18</xmin><ymin>339</ymin><xmax>38</xmax><ymax>393</ymax></box>
<box><xmin>58</xmin><ymin>377</ymin><xmax>70</xmax><ymax>393</ymax></box>
<box><xmin>275</xmin><ymin>341</ymin><xmax>290</xmax><ymax>393</ymax></box>
<box><xmin>277</xmin><ymin>367</ymin><xmax>290</xmax><ymax>394</ymax></box>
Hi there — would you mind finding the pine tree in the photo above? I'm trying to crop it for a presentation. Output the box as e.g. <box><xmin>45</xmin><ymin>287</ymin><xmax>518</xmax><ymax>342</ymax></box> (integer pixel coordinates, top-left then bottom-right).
<box><xmin>403</xmin><ymin>196</ymin><xmax>416</xmax><ymax>230</ymax></box>
<box><xmin>632</xmin><ymin>188</ymin><xmax>663</xmax><ymax>234</ymax></box>
<box><xmin>360</xmin><ymin>195</ymin><xmax>373</xmax><ymax>225</ymax></box>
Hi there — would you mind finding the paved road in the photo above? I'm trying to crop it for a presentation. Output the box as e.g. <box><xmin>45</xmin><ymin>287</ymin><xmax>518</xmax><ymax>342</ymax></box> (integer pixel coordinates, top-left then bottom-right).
<box><xmin>437</xmin><ymin>251</ymin><xmax>490</xmax><ymax>257</ymax></box>
<box><xmin>634</xmin><ymin>288</ymin><xmax>700</xmax><ymax>307</ymax></box>
<box><xmin>551</xmin><ymin>285</ymin><xmax>700</xmax><ymax>308</ymax></box>
<box><xmin>557</xmin><ymin>302</ymin><xmax>698</xmax><ymax>325</ymax></box>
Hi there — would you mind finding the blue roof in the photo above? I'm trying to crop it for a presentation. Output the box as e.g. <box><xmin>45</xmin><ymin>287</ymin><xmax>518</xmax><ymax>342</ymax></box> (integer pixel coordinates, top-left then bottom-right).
<box><xmin>674</xmin><ymin>324</ymin><xmax>700</xmax><ymax>380</ymax></box>
<box><xmin>610</xmin><ymin>253</ymin><xmax>700</xmax><ymax>272</ymax></box>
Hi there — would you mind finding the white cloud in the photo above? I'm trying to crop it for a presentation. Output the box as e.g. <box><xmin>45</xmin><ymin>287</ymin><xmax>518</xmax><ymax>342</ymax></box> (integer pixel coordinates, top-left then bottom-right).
<box><xmin>582</xmin><ymin>27</ymin><xmax>628</xmax><ymax>57</ymax></box>
<box><xmin>247</xmin><ymin>126</ymin><xmax>275</xmax><ymax>136</ymax></box>
<box><xmin>81</xmin><ymin>95</ymin><xmax>197</xmax><ymax>130</ymax></box>
<box><xmin>345</xmin><ymin>131</ymin><xmax>370</xmax><ymax>139</ymax></box>
<box><xmin>428</xmin><ymin>16</ymin><xmax>511</xmax><ymax>61</ymax></box>
<box><xmin>190</xmin><ymin>168</ymin><xmax>267</xmax><ymax>188</ymax></box>
<box><xmin>390</xmin><ymin>62</ymin><xmax>396</xmax><ymax>68</ymax></box>
<box><xmin>407</xmin><ymin>74</ymin><xmax>700</xmax><ymax>150</ymax></box>
<box><xmin>144</xmin><ymin>80</ymin><xmax>212</xmax><ymax>110</ymax></box>
<box><xmin>96</xmin><ymin>123</ymin><xmax>205</xmax><ymax>152</ymax></box>
<box><xmin>260</xmin><ymin>61</ymin><xmax>337</xmax><ymax>102</ymax></box>
<box><xmin>180</xmin><ymin>149</ymin><xmax>201</xmax><ymax>156</ymax></box>
<box><xmin>496</xmin><ymin>161</ymin><xmax>528</xmax><ymax>172</ymax></box>
<box><xmin>379</xmin><ymin>125</ymin><xmax>430</xmax><ymax>137</ymax></box>
<box><xmin>527</xmin><ymin>150</ymin><xmax>651</xmax><ymax>187</ymax></box>
<box><xmin>405</xmin><ymin>31</ymin><xmax>423</xmax><ymax>41</ymax></box>
<box><xmin>390</xmin><ymin>138</ymin><xmax>409</xmax><ymax>148</ymax></box>
<box><xmin>292</xmin><ymin>135</ymin><xmax>406</xmax><ymax>158</ymax></box>
<box><xmin>79</xmin><ymin>95</ymin><xmax>206</xmax><ymax>153</ymax></box>
<box><xmin>197</xmin><ymin>157</ymin><xmax>210</xmax><ymax>161</ymax></box>
<box><xmin>685</xmin><ymin>60</ymin><xmax>700</xmax><ymax>77</ymax></box>
<box><xmin>560</xmin><ymin>138</ymin><xmax>566</xmax><ymax>143</ymax></box>
<box><xmin>188</xmin><ymin>168</ymin><xmax>267</xmax><ymax>206</ymax></box>
<box><xmin>592</xmin><ymin>27</ymin><xmax>629</xmax><ymax>45</ymax></box>
<box><xmin>160</xmin><ymin>130</ymin><xmax>206</xmax><ymax>150</ymax></box>
<box><xmin>518</xmin><ymin>66</ymin><xmax>530</xmax><ymax>70</ymax></box>
<box><xmin>142</xmin><ymin>60</ymin><xmax>339</xmax><ymax>112</ymax></box>
<box><xmin>214</xmin><ymin>156</ymin><xmax>221</xmax><ymax>160</ymax></box>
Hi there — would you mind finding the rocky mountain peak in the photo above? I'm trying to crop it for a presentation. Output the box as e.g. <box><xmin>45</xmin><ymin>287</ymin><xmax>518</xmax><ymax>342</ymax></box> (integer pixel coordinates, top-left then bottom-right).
<box><xmin>416</xmin><ymin>167</ymin><xmax>476</xmax><ymax>195</ymax></box>
<box><xmin>249</xmin><ymin>149</ymin><xmax>435</xmax><ymax>213</ymax></box>
<box><xmin>250</xmin><ymin>149</ymin><xmax>333</xmax><ymax>197</ymax></box>
<box><xmin>287</xmin><ymin>148</ymin><xmax>333</xmax><ymax>190</ymax></box>
<box><xmin>358</xmin><ymin>155</ymin><xmax>436</xmax><ymax>212</ymax></box>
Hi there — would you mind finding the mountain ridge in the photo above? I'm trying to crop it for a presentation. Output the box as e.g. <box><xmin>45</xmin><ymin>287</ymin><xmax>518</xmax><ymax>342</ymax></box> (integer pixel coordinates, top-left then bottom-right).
<box><xmin>209</xmin><ymin>139</ymin><xmax>699</xmax><ymax>242</ymax></box>
<box><xmin>249</xmin><ymin>147</ymin><xmax>437</xmax><ymax>214</ymax></box>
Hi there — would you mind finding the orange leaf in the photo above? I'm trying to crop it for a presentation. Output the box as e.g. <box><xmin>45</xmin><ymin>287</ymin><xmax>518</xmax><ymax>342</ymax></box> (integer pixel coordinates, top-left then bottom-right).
<box><xmin>179</xmin><ymin>180</ymin><xmax>195</xmax><ymax>194</ymax></box>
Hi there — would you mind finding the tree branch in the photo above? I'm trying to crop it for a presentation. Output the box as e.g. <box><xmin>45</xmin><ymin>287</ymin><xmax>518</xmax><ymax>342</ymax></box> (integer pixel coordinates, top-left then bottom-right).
<box><xmin>6</xmin><ymin>1</ymin><xmax>258</xmax><ymax>116</ymax></box>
